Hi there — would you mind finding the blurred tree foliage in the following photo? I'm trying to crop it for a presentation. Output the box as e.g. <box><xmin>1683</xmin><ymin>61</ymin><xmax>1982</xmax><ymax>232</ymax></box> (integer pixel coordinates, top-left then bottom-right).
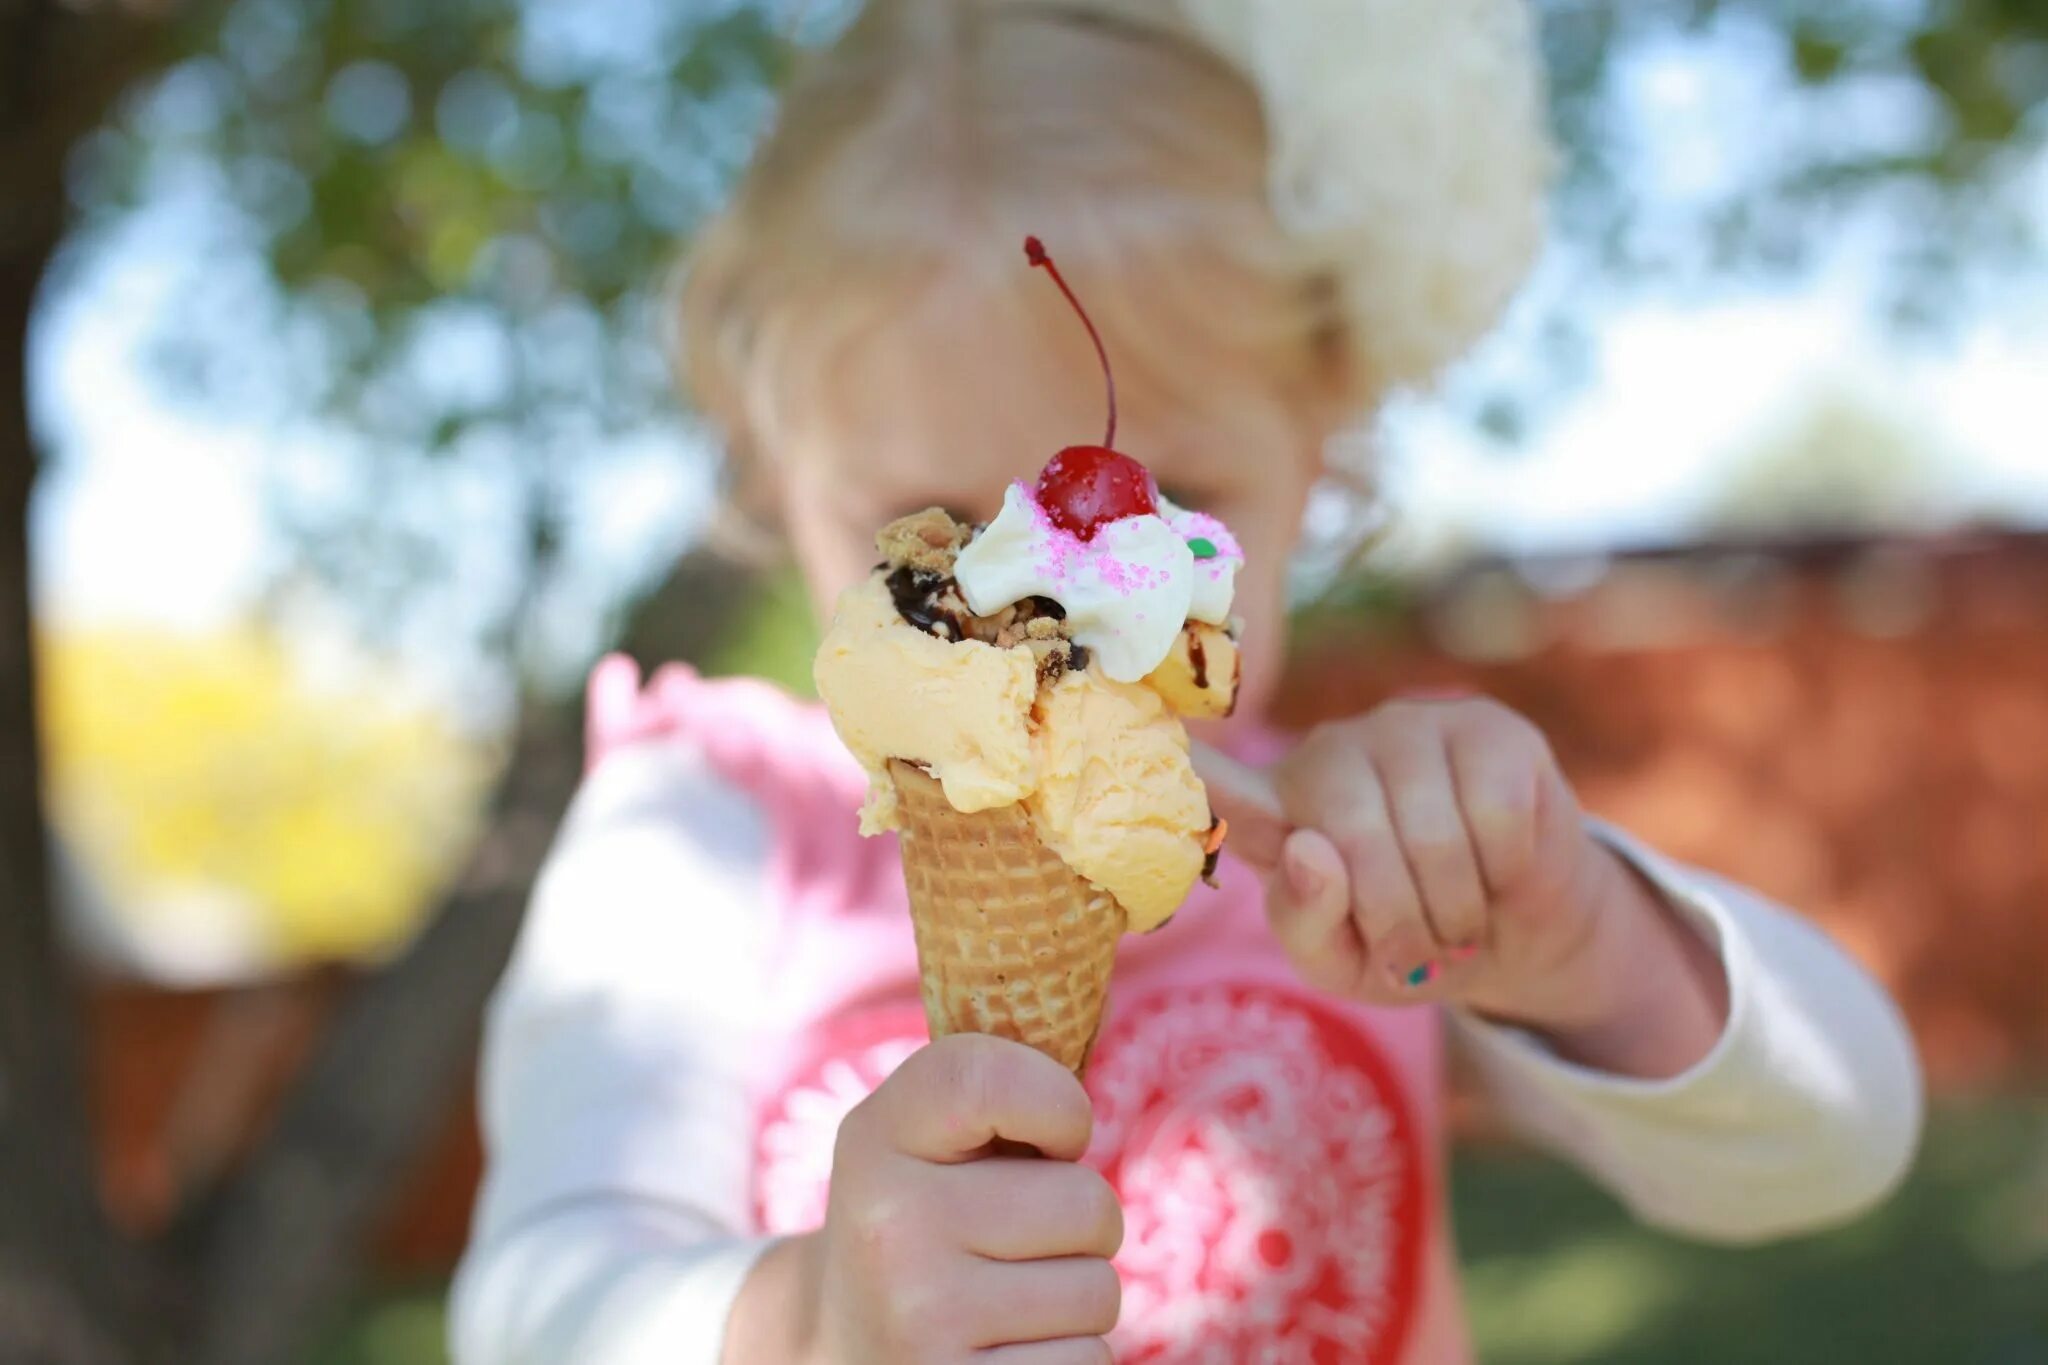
<box><xmin>54</xmin><ymin>0</ymin><xmax>2048</xmax><ymax>677</ymax></box>
<box><xmin>1547</xmin><ymin>0</ymin><xmax>2048</xmax><ymax>287</ymax></box>
<box><xmin>60</xmin><ymin>0</ymin><xmax>793</xmax><ymax>685</ymax></box>
<box><xmin>1701</xmin><ymin>380</ymin><xmax>1978</xmax><ymax>537</ymax></box>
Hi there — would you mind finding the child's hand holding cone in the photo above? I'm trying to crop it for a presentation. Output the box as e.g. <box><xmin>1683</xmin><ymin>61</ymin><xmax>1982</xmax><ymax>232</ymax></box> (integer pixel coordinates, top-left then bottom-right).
<box><xmin>802</xmin><ymin>1035</ymin><xmax>1123</xmax><ymax>1363</ymax></box>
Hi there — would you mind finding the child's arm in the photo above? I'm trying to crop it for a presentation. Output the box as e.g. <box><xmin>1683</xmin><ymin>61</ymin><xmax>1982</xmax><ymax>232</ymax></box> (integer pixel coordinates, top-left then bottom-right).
<box><xmin>449</xmin><ymin>741</ymin><xmax>781</xmax><ymax>1364</ymax></box>
<box><xmin>449</xmin><ymin>742</ymin><xmax>1121</xmax><ymax>1365</ymax></box>
<box><xmin>1203</xmin><ymin>696</ymin><xmax>1922</xmax><ymax>1242</ymax></box>
<box><xmin>1451</xmin><ymin>826</ymin><xmax>1923</xmax><ymax>1242</ymax></box>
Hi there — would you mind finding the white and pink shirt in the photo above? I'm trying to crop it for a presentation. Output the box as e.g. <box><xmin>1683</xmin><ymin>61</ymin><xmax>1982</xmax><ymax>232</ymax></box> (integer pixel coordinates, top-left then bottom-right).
<box><xmin>450</xmin><ymin>657</ymin><xmax>1922</xmax><ymax>1365</ymax></box>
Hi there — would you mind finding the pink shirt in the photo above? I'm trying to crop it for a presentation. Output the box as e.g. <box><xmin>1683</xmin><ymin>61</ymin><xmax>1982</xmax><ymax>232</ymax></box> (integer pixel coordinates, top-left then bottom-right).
<box><xmin>451</xmin><ymin>657</ymin><xmax>1923</xmax><ymax>1365</ymax></box>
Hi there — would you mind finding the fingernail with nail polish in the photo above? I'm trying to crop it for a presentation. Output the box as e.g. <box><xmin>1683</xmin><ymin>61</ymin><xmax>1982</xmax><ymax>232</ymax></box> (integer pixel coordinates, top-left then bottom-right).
<box><xmin>1449</xmin><ymin>943</ymin><xmax>1481</xmax><ymax>963</ymax></box>
<box><xmin>1397</xmin><ymin>961</ymin><xmax>1437</xmax><ymax>989</ymax></box>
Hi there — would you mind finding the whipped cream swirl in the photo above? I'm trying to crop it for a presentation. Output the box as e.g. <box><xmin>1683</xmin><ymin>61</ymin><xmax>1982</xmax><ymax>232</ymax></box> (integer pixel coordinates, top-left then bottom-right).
<box><xmin>954</xmin><ymin>482</ymin><xmax>1242</xmax><ymax>682</ymax></box>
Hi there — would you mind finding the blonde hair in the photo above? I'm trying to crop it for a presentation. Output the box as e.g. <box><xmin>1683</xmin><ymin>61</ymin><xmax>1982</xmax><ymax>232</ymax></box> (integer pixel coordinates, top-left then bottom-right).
<box><xmin>678</xmin><ymin>0</ymin><xmax>1360</xmax><ymax>510</ymax></box>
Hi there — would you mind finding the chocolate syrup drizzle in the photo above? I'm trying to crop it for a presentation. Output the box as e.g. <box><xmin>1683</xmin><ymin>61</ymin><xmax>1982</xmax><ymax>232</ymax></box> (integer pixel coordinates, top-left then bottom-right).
<box><xmin>885</xmin><ymin>566</ymin><xmax>970</xmax><ymax>642</ymax></box>
<box><xmin>1186</xmin><ymin>629</ymin><xmax>1209</xmax><ymax>690</ymax></box>
<box><xmin>885</xmin><ymin>567</ymin><xmax>1089</xmax><ymax>679</ymax></box>
<box><xmin>1027</xmin><ymin>595</ymin><xmax>1065</xmax><ymax>621</ymax></box>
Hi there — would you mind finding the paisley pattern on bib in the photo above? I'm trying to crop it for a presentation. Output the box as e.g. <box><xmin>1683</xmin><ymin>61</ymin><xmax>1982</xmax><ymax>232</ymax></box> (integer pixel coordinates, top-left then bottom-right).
<box><xmin>754</xmin><ymin>980</ymin><xmax>1427</xmax><ymax>1364</ymax></box>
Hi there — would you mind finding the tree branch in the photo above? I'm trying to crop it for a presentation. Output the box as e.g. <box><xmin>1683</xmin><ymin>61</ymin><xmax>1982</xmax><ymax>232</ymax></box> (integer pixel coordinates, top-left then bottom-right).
<box><xmin>0</xmin><ymin>5</ymin><xmax>187</xmax><ymax>1361</ymax></box>
<box><xmin>178</xmin><ymin>693</ymin><xmax>582</xmax><ymax>1365</ymax></box>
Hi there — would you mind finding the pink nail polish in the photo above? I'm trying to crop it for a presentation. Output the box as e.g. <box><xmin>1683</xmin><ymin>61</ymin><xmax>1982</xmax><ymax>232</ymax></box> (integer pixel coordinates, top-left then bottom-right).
<box><xmin>1449</xmin><ymin>943</ymin><xmax>1481</xmax><ymax>963</ymax></box>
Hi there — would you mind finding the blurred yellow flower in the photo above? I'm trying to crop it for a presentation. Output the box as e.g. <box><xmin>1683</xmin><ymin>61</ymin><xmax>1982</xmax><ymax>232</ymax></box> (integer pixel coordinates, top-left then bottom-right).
<box><xmin>38</xmin><ymin>625</ymin><xmax>495</xmax><ymax>975</ymax></box>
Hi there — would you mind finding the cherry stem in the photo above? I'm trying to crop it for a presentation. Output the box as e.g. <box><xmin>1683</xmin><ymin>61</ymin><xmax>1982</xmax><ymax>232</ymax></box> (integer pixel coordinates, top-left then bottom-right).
<box><xmin>1024</xmin><ymin>235</ymin><xmax>1116</xmax><ymax>449</ymax></box>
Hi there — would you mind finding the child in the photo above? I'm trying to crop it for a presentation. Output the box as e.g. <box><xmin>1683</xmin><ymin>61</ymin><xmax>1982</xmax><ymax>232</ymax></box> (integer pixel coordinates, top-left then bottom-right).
<box><xmin>451</xmin><ymin>1</ymin><xmax>1923</xmax><ymax>1361</ymax></box>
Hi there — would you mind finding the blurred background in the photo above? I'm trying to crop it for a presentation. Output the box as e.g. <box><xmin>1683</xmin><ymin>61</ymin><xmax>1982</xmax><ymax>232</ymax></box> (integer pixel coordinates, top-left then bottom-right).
<box><xmin>3</xmin><ymin>1</ymin><xmax>2047</xmax><ymax>1362</ymax></box>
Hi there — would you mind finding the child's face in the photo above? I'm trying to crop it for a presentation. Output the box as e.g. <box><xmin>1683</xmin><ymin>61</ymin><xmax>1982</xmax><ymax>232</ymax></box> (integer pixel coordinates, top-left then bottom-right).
<box><xmin>776</xmin><ymin>328</ymin><xmax>1318</xmax><ymax>721</ymax></box>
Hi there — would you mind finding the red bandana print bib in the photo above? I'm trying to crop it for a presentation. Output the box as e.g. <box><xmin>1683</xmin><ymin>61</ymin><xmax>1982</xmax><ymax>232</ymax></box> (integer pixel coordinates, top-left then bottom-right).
<box><xmin>755</xmin><ymin>980</ymin><xmax>1428</xmax><ymax>1363</ymax></box>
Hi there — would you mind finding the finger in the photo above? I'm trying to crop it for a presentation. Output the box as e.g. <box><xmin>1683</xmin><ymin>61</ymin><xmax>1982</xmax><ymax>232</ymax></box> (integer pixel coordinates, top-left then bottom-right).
<box><xmin>586</xmin><ymin>654</ymin><xmax>652</xmax><ymax>753</ymax></box>
<box><xmin>953</xmin><ymin>1160</ymin><xmax>1123</xmax><ymax>1261</ymax></box>
<box><xmin>977</xmin><ymin>1338</ymin><xmax>1114</xmax><ymax>1365</ymax></box>
<box><xmin>1444</xmin><ymin>716</ymin><xmax>1542</xmax><ymax>899</ymax></box>
<box><xmin>1377</xmin><ymin>725</ymin><xmax>1490</xmax><ymax>954</ymax></box>
<box><xmin>1280</xmin><ymin>759</ymin><xmax>1432</xmax><ymax>990</ymax></box>
<box><xmin>1265</xmin><ymin>828</ymin><xmax>1366</xmax><ymax>995</ymax></box>
<box><xmin>1190</xmin><ymin>742</ymin><xmax>1287</xmax><ymax>871</ymax></box>
<box><xmin>967</xmin><ymin>1256</ymin><xmax>1121</xmax><ymax>1345</ymax></box>
<box><xmin>866</xmin><ymin>1034</ymin><xmax>1094</xmax><ymax>1164</ymax></box>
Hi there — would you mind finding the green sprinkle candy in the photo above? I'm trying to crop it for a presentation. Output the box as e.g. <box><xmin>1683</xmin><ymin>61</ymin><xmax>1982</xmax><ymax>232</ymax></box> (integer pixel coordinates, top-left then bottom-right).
<box><xmin>1188</xmin><ymin>537</ymin><xmax>1218</xmax><ymax>560</ymax></box>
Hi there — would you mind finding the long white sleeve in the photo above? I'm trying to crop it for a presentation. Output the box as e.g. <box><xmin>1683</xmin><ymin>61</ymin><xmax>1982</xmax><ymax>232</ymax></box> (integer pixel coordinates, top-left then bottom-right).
<box><xmin>450</xmin><ymin>742</ymin><xmax>780</xmax><ymax>1365</ymax></box>
<box><xmin>1451</xmin><ymin>824</ymin><xmax>1924</xmax><ymax>1244</ymax></box>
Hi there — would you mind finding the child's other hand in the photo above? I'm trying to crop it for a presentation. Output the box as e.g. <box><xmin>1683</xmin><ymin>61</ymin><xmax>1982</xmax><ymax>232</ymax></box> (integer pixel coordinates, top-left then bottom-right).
<box><xmin>1201</xmin><ymin>696</ymin><xmax>1728</xmax><ymax>1075</ymax></box>
<box><xmin>808</xmin><ymin>1034</ymin><xmax>1121</xmax><ymax>1364</ymax></box>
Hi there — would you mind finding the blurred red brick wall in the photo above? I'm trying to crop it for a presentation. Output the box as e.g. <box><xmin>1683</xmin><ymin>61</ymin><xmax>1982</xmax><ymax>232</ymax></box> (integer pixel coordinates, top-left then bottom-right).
<box><xmin>86</xmin><ymin>530</ymin><xmax>2048</xmax><ymax>1272</ymax></box>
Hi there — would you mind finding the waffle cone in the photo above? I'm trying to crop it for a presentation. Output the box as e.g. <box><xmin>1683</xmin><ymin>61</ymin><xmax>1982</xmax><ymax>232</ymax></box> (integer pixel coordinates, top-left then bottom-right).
<box><xmin>889</xmin><ymin>760</ymin><xmax>1125</xmax><ymax>1073</ymax></box>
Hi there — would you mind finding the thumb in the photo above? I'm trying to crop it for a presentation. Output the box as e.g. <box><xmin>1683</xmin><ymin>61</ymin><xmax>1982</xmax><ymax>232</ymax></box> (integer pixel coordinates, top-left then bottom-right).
<box><xmin>1265</xmin><ymin>829</ymin><xmax>1366</xmax><ymax>995</ymax></box>
<box><xmin>1191</xmin><ymin>741</ymin><xmax>1287</xmax><ymax>872</ymax></box>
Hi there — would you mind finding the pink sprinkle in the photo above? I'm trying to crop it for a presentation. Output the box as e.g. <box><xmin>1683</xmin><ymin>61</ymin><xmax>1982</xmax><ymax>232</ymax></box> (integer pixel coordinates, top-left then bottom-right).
<box><xmin>1016</xmin><ymin>480</ymin><xmax>1047</xmax><ymax>522</ymax></box>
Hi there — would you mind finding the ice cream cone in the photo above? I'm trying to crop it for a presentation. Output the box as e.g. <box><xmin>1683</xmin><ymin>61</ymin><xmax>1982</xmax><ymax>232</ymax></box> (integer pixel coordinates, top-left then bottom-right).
<box><xmin>889</xmin><ymin>759</ymin><xmax>1125</xmax><ymax>1073</ymax></box>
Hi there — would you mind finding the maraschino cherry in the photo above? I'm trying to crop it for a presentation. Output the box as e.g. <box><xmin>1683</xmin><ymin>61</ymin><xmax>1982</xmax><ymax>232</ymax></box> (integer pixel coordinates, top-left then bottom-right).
<box><xmin>1024</xmin><ymin>236</ymin><xmax>1159</xmax><ymax>540</ymax></box>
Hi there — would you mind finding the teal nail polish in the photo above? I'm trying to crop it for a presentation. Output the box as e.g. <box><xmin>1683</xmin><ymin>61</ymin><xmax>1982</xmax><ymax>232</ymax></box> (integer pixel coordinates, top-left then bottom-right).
<box><xmin>1404</xmin><ymin>962</ymin><xmax>1436</xmax><ymax>988</ymax></box>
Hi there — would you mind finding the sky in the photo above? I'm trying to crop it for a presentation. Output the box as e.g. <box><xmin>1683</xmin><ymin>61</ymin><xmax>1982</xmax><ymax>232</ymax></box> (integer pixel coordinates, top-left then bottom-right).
<box><xmin>1373</xmin><ymin>259</ymin><xmax>2048</xmax><ymax>566</ymax></box>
